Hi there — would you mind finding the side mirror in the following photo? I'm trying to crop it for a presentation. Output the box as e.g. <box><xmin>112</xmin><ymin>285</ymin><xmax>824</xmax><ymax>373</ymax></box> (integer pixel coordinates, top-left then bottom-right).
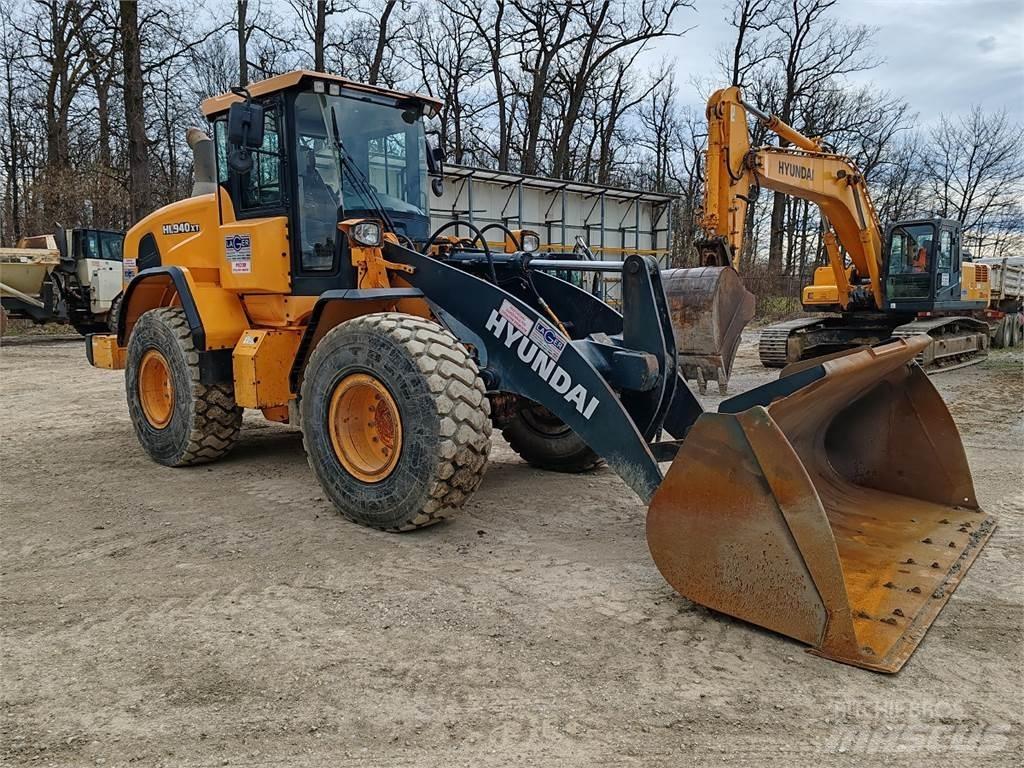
<box><xmin>425</xmin><ymin>134</ymin><xmax>445</xmax><ymax>197</ymax></box>
<box><xmin>227</xmin><ymin>98</ymin><xmax>264</xmax><ymax>148</ymax></box>
<box><xmin>226</xmin><ymin>88</ymin><xmax>264</xmax><ymax>174</ymax></box>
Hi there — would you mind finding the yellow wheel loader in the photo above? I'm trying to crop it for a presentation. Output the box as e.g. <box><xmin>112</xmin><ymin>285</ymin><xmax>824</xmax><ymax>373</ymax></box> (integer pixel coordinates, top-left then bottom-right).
<box><xmin>86</xmin><ymin>71</ymin><xmax>994</xmax><ymax>672</ymax></box>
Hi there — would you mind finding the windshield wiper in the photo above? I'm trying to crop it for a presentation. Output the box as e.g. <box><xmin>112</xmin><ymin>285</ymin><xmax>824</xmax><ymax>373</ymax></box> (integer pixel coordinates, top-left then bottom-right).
<box><xmin>325</xmin><ymin>101</ymin><xmax>397</xmax><ymax>234</ymax></box>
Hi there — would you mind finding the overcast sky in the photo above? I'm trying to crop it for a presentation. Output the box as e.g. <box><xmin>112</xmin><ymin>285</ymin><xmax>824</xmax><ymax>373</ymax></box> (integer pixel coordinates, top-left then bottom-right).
<box><xmin>649</xmin><ymin>0</ymin><xmax>1024</xmax><ymax>124</ymax></box>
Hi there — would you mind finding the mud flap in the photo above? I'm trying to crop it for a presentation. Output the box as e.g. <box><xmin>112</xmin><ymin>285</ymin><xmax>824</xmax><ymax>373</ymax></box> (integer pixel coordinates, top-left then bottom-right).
<box><xmin>646</xmin><ymin>337</ymin><xmax>994</xmax><ymax>672</ymax></box>
<box><xmin>662</xmin><ymin>266</ymin><xmax>754</xmax><ymax>394</ymax></box>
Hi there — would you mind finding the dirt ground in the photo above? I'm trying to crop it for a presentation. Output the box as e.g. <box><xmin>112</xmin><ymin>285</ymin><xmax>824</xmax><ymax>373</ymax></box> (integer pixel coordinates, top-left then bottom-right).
<box><xmin>1</xmin><ymin>333</ymin><xmax>1021</xmax><ymax>767</ymax></box>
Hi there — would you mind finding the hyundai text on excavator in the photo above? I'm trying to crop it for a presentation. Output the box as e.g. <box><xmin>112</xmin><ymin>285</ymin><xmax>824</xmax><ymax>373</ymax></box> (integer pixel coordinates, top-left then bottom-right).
<box><xmin>699</xmin><ymin>85</ymin><xmax>998</xmax><ymax>370</ymax></box>
<box><xmin>85</xmin><ymin>71</ymin><xmax>994</xmax><ymax>672</ymax></box>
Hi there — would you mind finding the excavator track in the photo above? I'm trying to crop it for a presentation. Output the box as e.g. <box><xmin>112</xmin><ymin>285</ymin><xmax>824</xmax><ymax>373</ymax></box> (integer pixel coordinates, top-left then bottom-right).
<box><xmin>892</xmin><ymin>316</ymin><xmax>990</xmax><ymax>372</ymax></box>
<box><xmin>760</xmin><ymin>314</ymin><xmax>991</xmax><ymax>373</ymax></box>
<box><xmin>757</xmin><ymin>317</ymin><xmax>825</xmax><ymax>367</ymax></box>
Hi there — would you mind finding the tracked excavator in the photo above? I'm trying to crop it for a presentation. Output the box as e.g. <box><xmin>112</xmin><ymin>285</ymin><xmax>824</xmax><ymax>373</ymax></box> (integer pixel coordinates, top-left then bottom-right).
<box><xmin>700</xmin><ymin>86</ymin><xmax>994</xmax><ymax>371</ymax></box>
<box><xmin>85</xmin><ymin>71</ymin><xmax>993</xmax><ymax>672</ymax></box>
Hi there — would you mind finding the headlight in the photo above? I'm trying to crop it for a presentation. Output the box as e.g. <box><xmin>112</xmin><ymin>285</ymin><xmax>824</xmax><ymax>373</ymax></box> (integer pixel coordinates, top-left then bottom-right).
<box><xmin>351</xmin><ymin>220</ymin><xmax>383</xmax><ymax>247</ymax></box>
<box><xmin>520</xmin><ymin>231</ymin><xmax>540</xmax><ymax>253</ymax></box>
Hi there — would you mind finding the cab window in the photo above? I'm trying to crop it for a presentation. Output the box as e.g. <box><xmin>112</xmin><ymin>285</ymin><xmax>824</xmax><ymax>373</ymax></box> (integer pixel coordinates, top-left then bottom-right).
<box><xmin>99</xmin><ymin>231</ymin><xmax>123</xmax><ymax>261</ymax></box>
<box><xmin>241</xmin><ymin>108</ymin><xmax>282</xmax><ymax>210</ymax></box>
<box><xmin>213</xmin><ymin>118</ymin><xmax>229</xmax><ymax>183</ymax></box>
<box><xmin>938</xmin><ymin>230</ymin><xmax>953</xmax><ymax>272</ymax></box>
<box><xmin>887</xmin><ymin>224</ymin><xmax>933</xmax><ymax>275</ymax></box>
<box><xmin>79</xmin><ymin>230</ymin><xmax>98</xmax><ymax>260</ymax></box>
<box><xmin>369</xmin><ymin>131</ymin><xmax>408</xmax><ymax>199</ymax></box>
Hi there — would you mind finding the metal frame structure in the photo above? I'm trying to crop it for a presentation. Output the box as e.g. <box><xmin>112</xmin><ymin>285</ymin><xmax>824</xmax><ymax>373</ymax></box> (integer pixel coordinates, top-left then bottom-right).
<box><xmin>431</xmin><ymin>165</ymin><xmax>677</xmax><ymax>308</ymax></box>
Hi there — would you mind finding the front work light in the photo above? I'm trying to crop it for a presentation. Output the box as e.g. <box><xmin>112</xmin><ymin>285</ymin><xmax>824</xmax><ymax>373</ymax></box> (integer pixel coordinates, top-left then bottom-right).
<box><xmin>519</xmin><ymin>230</ymin><xmax>540</xmax><ymax>253</ymax></box>
<box><xmin>351</xmin><ymin>220</ymin><xmax>383</xmax><ymax>247</ymax></box>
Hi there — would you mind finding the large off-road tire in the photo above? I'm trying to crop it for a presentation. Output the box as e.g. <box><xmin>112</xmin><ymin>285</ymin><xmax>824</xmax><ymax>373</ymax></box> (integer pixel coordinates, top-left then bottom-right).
<box><xmin>501</xmin><ymin>400</ymin><xmax>601</xmax><ymax>473</ymax></box>
<box><xmin>300</xmin><ymin>312</ymin><xmax>491</xmax><ymax>531</ymax></box>
<box><xmin>125</xmin><ymin>307</ymin><xmax>242</xmax><ymax>466</ymax></box>
<box><xmin>107</xmin><ymin>292</ymin><xmax>123</xmax><ymax>333</ymax></box>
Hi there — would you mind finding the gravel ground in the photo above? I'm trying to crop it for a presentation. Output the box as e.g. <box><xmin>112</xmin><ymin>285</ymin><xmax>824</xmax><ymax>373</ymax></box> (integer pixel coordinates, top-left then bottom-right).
<box><xmin>1</xmin><ymin>333</ymin><xmax>1021</xmax><ymax>767</ymax></box>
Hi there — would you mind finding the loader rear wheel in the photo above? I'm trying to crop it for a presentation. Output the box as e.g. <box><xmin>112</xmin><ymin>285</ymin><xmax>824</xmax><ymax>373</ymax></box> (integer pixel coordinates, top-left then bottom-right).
<box><xmin>301</xmin><ymin>312</ymin><xmax>491</xmax><ymax>531</ymax></box>
<box><xmin>125</xmin><ymin>307</ymin><xmax>242</xmax><ymax>466</ymax></box>
<box><xmin>501</xmin><ymin>401</ymin><xmax>601</xmax><ymax>473</ymax></box>
<box><xmin>107</xmin><ymin>292</ymin><xmax>123</xmax><ymax>333</ymax></box>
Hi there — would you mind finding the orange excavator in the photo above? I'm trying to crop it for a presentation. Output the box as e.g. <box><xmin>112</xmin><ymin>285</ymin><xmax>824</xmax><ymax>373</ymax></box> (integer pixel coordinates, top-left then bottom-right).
<box><xmin>698</xmin><ymin>85</ymin><xmax>992</xmax><ymax>371</ymax></box>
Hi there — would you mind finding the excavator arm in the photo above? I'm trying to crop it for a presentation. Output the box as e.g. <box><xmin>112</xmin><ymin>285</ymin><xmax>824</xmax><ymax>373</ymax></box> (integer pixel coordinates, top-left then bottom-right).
<box><xmin>701</xmin><ymin>86</ymin><xmax>884</xmax><ymax>310</ymax></box>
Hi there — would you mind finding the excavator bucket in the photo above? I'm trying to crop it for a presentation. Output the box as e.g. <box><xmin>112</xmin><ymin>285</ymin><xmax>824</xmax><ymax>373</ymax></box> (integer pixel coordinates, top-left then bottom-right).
<box><xmin>647</xmin><ymin>336</ymin><xmax>994</xmax><ymax>672</ymax></box>
<box><xmin>662</xmin><ymin>266</ymin><xmax>754</xmax><ymax>394</ymax></box>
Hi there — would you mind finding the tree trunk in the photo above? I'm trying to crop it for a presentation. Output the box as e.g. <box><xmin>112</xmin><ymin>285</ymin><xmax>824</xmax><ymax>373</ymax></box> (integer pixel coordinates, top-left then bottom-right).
<box><xmin>120</xmin><ymin>0</ymin><xmax>150</xmax><ymax>221</ymax></box>
<box><xmin>4</xmin><ymin>48</ymin><xmax>20</xmax><ymax>239</ymax></box>
<box><xmin>767</xmin><ymin>190</ymin><xmax>785</xmax><ymax>278</ymax></box>
<box><xmin>367</xmin><ymin>0</ymin><xmax>396</xmax><ymax>85</ymax></box>
<box><xmin>314</xmin><ymin>0</ymin><xmax>326</xmax><ymax>71</ymax></box>
<box><xmin>237</xmin><ymin>0</ymin><xmax>248</xmax><ymax>85</ymax></box>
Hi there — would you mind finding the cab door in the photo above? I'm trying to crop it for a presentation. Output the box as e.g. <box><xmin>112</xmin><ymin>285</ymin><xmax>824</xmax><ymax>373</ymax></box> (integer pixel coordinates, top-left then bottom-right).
<box><xmin>932</xmin><ymin>225</ymin><xmax>959</xmax><ymax>308</ymax></box>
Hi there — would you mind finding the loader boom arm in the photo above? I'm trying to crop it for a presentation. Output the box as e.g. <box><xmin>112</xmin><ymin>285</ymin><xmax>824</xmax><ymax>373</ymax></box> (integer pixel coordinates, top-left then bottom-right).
<box><xmin>701</xmin><ymin>86</ymin><xmax>884</xmax><ymax>309</ymax></box>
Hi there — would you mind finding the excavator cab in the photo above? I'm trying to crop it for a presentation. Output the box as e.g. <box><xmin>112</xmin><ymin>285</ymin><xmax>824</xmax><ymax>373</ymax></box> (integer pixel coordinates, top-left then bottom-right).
<box><xmin>883</xmin><ymin>217</ymin><xmax>989</xmax><ymax>314</ymax></box>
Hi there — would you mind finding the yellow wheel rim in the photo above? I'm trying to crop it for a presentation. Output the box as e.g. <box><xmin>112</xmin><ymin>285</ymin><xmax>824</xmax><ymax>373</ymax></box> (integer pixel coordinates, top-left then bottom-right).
<box><xmin>139</xmin><ymin>349</ymin><xmax>174</xmax><ymax>429</ymax></box>
<box><xmin>328</xmin><ymin>373</ymin><xmax>403</xmax><ymax>483</ymax></box>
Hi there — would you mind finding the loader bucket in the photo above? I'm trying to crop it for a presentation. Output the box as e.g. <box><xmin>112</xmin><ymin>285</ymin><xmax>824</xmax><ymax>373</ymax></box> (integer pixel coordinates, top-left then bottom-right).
<box><xmin>646</xmin><ymin>336</ymin><xmax>994</xmax><ymax>672</ymax></box>
<box><xmin>662</xmin><ymin>266</ymin><xmax>755</xmax><ymax>394</ymax></box>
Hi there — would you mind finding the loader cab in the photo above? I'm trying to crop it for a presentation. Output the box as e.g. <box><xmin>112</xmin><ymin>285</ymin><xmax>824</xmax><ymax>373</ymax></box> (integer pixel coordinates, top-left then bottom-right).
<box><xmin>883</xmin><ymin>217</ymin><xmax>985</xmax><ymax>314</ymax></box>
<box><xmin>205</xmin><ymin>71</ymin><xmax>439</xmax><ymax>295</ymax></box>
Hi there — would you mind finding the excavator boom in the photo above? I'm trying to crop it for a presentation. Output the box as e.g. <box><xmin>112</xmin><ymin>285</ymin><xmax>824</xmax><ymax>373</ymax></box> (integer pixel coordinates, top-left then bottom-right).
<box><xmin>701</xmin><ymin>86</ymin><xmax>884</xmax><ymax>309</ymax></box>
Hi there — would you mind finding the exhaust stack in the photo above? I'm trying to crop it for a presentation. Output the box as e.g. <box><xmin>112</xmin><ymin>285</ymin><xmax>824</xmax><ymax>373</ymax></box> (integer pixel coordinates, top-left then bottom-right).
<box><xmin>186</xmin><ymin>127</ymin><xmax>217</xmax><ymax>197</ymax></box>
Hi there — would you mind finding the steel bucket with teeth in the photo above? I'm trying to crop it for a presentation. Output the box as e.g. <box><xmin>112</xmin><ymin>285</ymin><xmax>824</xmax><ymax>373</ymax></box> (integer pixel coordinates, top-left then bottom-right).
<box><xmin>646</xmin><ymin>336</ymin><xmax>994</xmax><ymax>672</ymax></box>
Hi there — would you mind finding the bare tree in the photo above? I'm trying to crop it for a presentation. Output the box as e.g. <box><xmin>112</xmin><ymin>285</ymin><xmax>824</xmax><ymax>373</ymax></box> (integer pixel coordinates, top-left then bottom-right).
<box><xmin>723</xmin><ymin>0</ymin><xmax>779</xmax><ymax>86</ymax></box>
<box><xmin>121</xmin><ymin>0</ymin><xmax>150</xmax><ymax>221</ymax></box>
<box><xmin>548</xmin><ymin>0</ymin><xmax>689</xmax><ymax>178</ymax></box>
<box><xmin>444</xmin><ymin>0</ymin><xmax>513</xmax><ymax>169</ymax></box>
<box><xmin>925</xmin><ymin>108</ymin><xmax>1024</xmax><ymax>256</ymax></box>
<box><xmin>290</xmin><ymin>0</ymin><xmax>345</xmax><ymax>71</ymax></box>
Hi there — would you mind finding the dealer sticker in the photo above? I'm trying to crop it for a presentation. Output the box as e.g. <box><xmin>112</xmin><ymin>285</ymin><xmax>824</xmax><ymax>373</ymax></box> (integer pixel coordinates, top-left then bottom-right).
<box><xmin>225</xmin><ymin>234</ymin><xmax>252</xmax><ymax>274</ymax></box>
<box><xmin>498</xmin><ymin>299</ymin><xmax>533</xmax><ymax>335</ymax></box>
<box><xmin>529</xmin><ymin>317</ymin><xmax>566</xmax><ymax>361</ymax></box>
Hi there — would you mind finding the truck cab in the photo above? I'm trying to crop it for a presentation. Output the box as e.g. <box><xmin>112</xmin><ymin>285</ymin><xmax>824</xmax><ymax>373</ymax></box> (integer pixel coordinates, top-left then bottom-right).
<box><xmin>883</xmin><ymin>216</ymin><xmax>989</xmax><ymax>315</ymax></box>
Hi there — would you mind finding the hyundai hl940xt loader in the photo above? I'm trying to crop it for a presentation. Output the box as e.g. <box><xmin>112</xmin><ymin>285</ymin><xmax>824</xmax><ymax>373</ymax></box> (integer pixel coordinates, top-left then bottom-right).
<box><xmin>85</xmin><ymin>72</ymin><xmax>994</xmax><ymax>672</ymax></box>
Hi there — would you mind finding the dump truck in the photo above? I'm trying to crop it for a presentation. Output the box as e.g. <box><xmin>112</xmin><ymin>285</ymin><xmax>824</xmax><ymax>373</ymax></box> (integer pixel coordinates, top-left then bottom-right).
<box><xmin>0</xmin><ymin>228</ymin><xmax>125</xmax><ymax>334</ymax></box>
<box><xmin>697</xmin><ymin>85</ymin><xmax>1015</xmax><ymax>370</ymax></box>
<box><xmin>975</xmin><ymin>255</ymin><xmax>1024</xmax><ymax>349</ymax></box>
<box><xmin>84</xmin><ymin>71</ymin><xmax>994</xmax><ymax>672</ymax></box>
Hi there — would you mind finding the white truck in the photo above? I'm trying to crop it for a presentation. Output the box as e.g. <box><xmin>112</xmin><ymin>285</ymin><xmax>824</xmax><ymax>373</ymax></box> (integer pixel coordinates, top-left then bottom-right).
<box><xmin>0</xmin><ymin>228</ymin><xmax>125</xmax><ymax>335</ymax></box>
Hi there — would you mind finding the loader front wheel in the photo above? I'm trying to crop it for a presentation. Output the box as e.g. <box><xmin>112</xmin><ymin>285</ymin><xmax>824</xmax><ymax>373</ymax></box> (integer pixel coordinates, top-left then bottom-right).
<box><xmin>301</xmin><ymin>312</ymin><xmax>491</xmax><ymax>531</ymax></box>
<box><xmin>125</xmin><ymin>307</ymin><xmax>242</xmax><ymax>466</ymax></box>
<box><xmin>501</xmin><ymin>401</ymin><xmax>601</xmax><ymax>473</ymax></box>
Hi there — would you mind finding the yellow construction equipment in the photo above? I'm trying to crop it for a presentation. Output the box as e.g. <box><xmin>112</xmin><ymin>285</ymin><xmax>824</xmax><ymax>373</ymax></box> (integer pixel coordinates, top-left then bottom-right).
<box><xmin>700</xmin><ymin>85</ymin><xmax>995</xmax><ymax>370</ymax></box>
<box><xmin>85</xmin><ymin>71</ymin><xmax>992</xmax><ymax>672</ymax></box>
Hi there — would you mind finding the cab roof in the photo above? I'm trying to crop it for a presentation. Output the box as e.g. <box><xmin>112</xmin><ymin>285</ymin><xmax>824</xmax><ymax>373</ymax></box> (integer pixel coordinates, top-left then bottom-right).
<box><xmin>200</xmin><ymin>70</ymin><xmax>442</xmax><ymax>119</ymax></box>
